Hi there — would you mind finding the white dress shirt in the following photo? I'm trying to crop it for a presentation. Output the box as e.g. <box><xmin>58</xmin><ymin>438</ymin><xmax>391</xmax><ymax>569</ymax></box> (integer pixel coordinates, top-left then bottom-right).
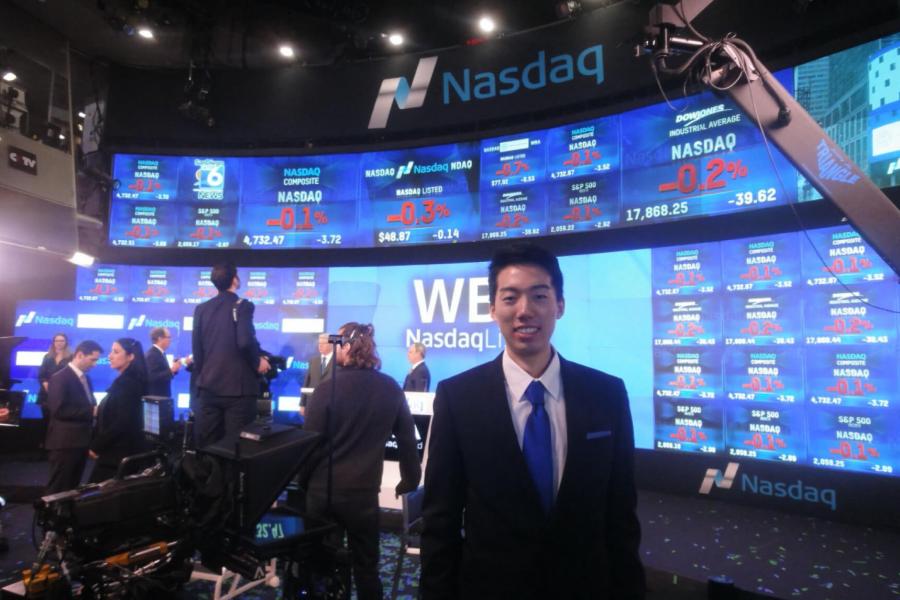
<box><xmin>502</xmin><ymin>349</ymin><xmax>568</xmax><ymax>496</ymax></box>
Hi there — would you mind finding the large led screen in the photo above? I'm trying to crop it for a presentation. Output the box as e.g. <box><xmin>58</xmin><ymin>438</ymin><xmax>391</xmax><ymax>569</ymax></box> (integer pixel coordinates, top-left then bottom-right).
<box><xmin>12</xmin><ymin>225</ymin><xmax>899</xmax><ymax>477</ymax></box>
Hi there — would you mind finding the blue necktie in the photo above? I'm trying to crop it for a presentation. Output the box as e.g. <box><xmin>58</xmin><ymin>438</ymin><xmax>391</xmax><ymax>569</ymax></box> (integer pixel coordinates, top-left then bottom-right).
<box><xmin>522</xmin><ymin>380</ymin><xmax>553</xmax><ymax>514</ymax></box>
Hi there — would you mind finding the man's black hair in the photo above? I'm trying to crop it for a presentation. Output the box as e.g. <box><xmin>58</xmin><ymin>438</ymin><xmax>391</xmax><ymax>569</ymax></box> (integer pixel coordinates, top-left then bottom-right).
<box><xmin>210</xmin><ymin>263</ymin><xmax>237</xmax><ymax>292</ymax></box>
<box><xmin>74</xmin><ymin>340</ymin><xmax>103</xmax><ymax>357</ymax></box>
<box><xmin>488</xmin><ymin>242</ymin><xmax>564</xmax><ymax>303</ymax></box>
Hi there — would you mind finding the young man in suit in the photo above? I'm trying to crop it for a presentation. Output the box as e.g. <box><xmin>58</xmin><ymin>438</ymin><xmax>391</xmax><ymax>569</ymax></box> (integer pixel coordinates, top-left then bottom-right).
<box><xmin>45</xmin><ymin>340</ymin><xmax>103</xmax><ymax>494</ymax></box>
<box><xmin>145</xmin><ymin>326</ymin><xmax>182</xmax><ymax>398</ymax></box>
<box><xmin>421</xmin><ymin>243</ymin><xmax>645</xmax><ymax>600</ymax></box>
<box><xmin>299</xmin><ymin>333</ymin><xmax>333</xmax><ymax>417</ymax></box>
<box><xmin>191</xmin><ymin>263</ymin><xmax>270</xmax><ymax>447</ymax></box>
<box><xmin>402</xmin><ymin>342</ymin><xmax>431</xmax><ymax>392</ymax></box>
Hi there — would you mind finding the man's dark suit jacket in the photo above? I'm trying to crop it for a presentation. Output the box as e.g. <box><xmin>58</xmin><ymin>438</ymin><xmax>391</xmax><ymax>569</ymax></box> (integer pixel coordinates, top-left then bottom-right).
<box><xmin>402</xmin><ymin>362</ymin><xmax>431</xmax><ymax>392</ymax></box>
<box><xmin>300</xmin><ymin>352</ymin><xmax>333</xmax><ymax>407</ymax></box>
<box><xmin>421</xmin><ymin>353</ymin><xmax>645</xmax><ymax>600</ymax></box>
<box><xmin>45</xmin><ymin>365</ymin><xmax>94</xmax><ymax>451</ymax></box>
<box><xmin>191</xmin><ymin>290</ymin><xmax>261</xmax><ymax>397</ymax></box>
<box><xmin>146</xmin><ymin>345</ymin><xmax>173</xmax><ymax>398</ymax></box>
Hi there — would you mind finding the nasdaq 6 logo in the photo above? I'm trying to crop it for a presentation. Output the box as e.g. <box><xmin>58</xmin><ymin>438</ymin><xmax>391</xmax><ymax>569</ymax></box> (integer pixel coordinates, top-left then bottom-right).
<box><xmin>369</xmin><ymin>57</ymin><xmax>438</xmax><ymax>129</ymax></box>
<box><xmin>699</xmin><ymin>462</ymin><xmax>739</xmax><ymax>494</ymax></box>
<box><xmin>193</xmin><ymin>158</ymin><xmax>226</xmax><ymax>200</ymax></box>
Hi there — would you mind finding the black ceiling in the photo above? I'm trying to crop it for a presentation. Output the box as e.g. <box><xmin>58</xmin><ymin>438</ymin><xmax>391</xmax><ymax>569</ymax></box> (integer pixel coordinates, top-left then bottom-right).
<box><xmin>7</xmin><ymin>0</ymin><xmax>639</xmax><ymax>69</ymax></box>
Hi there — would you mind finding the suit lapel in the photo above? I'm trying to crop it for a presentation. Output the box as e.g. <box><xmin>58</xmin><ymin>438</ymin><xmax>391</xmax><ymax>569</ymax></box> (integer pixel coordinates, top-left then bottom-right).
<box><xmin>556</xmin><ymin>358</ymin><xmax>590</xmax><ymax>509</ymax></box>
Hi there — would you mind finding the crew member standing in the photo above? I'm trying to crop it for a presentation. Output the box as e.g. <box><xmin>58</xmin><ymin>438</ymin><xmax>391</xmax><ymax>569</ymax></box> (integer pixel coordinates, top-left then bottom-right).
<box><xmin>300</xmin><ymin>333</ymin><xmax>334</xmax><ymax>417</ymax></box>
<box><xmin>45</xmin><ymin>340</ymin><xmax>102</xmax><ymax>494</ymax></box>
<box><xmin>145</xmin><ymin>327</ymin><xmax>181</xmax><ymax>398</ymax></box>
<box><xmin>191</xmin><ymin>263</ymin><xmax>269</xmax><ymax>447</ymax></box>
<box><xmin>403</xmin><ymin>342</ymin><xmax>431</xmax><ymax>392</ymax></box>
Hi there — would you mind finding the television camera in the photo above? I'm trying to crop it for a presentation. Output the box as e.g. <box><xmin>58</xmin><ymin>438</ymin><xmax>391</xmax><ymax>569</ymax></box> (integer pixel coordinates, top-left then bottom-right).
<box><xmin>21</xmin><ymin>396</ymin><xmax>347</xmax><ymax>599</ymax></box>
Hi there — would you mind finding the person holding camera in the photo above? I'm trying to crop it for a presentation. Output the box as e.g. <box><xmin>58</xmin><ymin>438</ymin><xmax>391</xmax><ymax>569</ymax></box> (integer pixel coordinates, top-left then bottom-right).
<box><xmin>303</xmin><ymin>322</ymin><xmax>421</xmax><ymax>600</ymax></box>
<box><xmin>89</xmin><ymin>338</ymin><xmax>149</xmax><ymax>483</ymax></box>
<box><xmin>191</xmin><ymin>263</ymin><xmax>270</xmax><ymax>448</ymax></box>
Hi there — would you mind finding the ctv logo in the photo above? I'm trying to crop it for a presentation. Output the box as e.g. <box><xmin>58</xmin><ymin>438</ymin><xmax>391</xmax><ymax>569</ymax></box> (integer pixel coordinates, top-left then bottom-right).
<box><xmin>699</xmin><ymin>462</ymin><xmax>740</xmax><ymax>494</ymax></box>
<box><xmin>368</xmin><ymin>57</ymin><xmax>438</xmax><ymax>129</ymax></box>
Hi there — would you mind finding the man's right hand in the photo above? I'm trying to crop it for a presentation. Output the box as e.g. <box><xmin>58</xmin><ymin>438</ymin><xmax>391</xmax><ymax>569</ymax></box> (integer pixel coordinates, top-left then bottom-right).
<box><xmin>258</xmin><ymin>356</ymin><xmax>271</xmax><ymax>374</ymax></box>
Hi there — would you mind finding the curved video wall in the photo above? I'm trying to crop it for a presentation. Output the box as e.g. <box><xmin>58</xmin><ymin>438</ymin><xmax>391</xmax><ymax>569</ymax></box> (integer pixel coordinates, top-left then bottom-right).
<box><xmin>12</xmin><ymin>224</ymin><xmax>899</xmax><ymax>478</ymax></box>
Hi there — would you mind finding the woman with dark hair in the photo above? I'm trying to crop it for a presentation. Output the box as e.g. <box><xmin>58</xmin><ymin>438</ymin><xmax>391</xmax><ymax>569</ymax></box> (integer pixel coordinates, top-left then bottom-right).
<box><xmin>89</xmin><ymin>337</ymin><xmax>149</xmax><ymax>483</ymax></box>
<box><xmin>303</xmin><ymin>322</ymin><xmax>421</xmax><ymax>600</ymax></box>
<box><xmin>37</xmin><ymin>333</ymin><xmax>72</xmax><ymax>416</ymax></box>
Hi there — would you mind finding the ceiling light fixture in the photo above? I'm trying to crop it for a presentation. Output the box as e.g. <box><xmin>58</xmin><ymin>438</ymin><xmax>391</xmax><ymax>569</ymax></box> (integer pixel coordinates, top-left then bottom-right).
<box><xmin>279</xmin><ymin>44</ymin><xmax>295</xmax><ymax>58</ymax></box>
<box><xmin>478</xmin><ymin>15</ymin><xmax>496</xmax><ymax>34</ymax></box>
<box><xmin>1</xmin><ymin>69</ymin><xmax>15</xmax><ymax>82</ymax></box>
<box><xmin>78</xmin><ymin>111</ymin><xmax>86</xmax><ymax>119</ymax></box>
<box><xmin>137</xmin><ymin>27</ymin><xmax>154</xmax><ymax>39</ymax></box>
<box><xmin>388</xmin><ymin>32</ymin><xmax>404</xmax><ymax>46</ymax></box>
<box><xmin>68</xmin><ymin>251</ymin><xmax>95</xmax><ymax>267</ymax></box>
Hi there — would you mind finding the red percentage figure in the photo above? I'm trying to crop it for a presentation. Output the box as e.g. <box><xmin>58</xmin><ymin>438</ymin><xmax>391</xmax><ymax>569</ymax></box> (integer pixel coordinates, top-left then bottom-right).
<box><xmin>125</xmin><ymin>225</ymin><xmax>159</xmax><ymax>239</ymax></box>
<box><xmin>825</xmin><ymin>378</ymin><xmax>877</xmax><ymax>396</ymax></box>
<box><xmin>670</xmin><ymin>427</ymin><xmax>707</xmax><ymax>443</ymax></box>
<box><xmin>667</xmin><ymin>271</ymin><xmax>705</xmax><ymax>286</ymax></box>
<box><xmin>266</xmin><ymin>206</ymin><xmax>327</xmax><ymax>231</ymax></box>
<box><xmin>829</xmin><ymin>441</ymin><xmax>879</xmax><ymax>460</ymax></box>
<box><xmin>89</xmin><ymin>284</ymin><xmax>117</xmax><ymax>295</ymax></box>
<box><xmin>386</xmin><ymin>200</ymin><xmax>451</xmax><ymax>226</ymax></box>
<box><xmin>495</xmin><ymin>160</ymin><xmax>530</xmax><ymax>177</ymax></box>
<box><xmin>667</xmin><ymin>375</ymin><xmax>706</xmax><ymax>389</ymax></box>
<box><xmin>667</xmin><ymin>323</ymin><xmax>705</xmax><ymax>337</ymax></box>
<box><xmin>824</xmin><ymin>317</ymin><xmax>873</xmax><ymax>334</ymax></box>
<box><xmin>740</xmin><ymin>320</ymin><xmax>783</xmax><ymax>335</ymax></box>
<box><xmin>193</xmin><ymin>288</ymin><xmax>217</xmax><ymax>298</ymax></box>
<box><xmin>495</xmin><ymin>213</ymin><xmax>529</xmax><ymax>228</ymax></box>
<box><xmin>562</xmin><ymin>205</ymin><xmax>603</xmax><ymax>222</ymax></box>
<box><xmin>189</xmin><ymin>227</ymin><xmax>222</xmax><ymax>240</ymax></box>
<box><xmin>740</xmin><ymin>265</ymin><xmax>782</xmax><ymax>281</ymax></box>
<box><xmin>128</xmin><ymin>178</ymin><xmax>162</xmax><ymax>193</ymax></box>
<box><xmin>293</xmin><ymin>287</ymin><xmax>319</xmax><ymax>299</ymax></box>
<box><xmin>744</xmin><ymin>433</ymin><xmax>786</xmax><ymax>450</ymax></box>
<box><xmin>245</xmin><ymin>288</ymin><xmax>269</xmax><ymax>299</ymax></box>
<box><xmin>562</xmin><ymin>149</ymin><xmax>602</xmax><ymax>167</ymax></box>
<box><xmin>742</xmin><ymin>376</ymin><xmax>784</xmax><ymax>392</ymax></box>
<box><xmin>658</xmin><ymin>157</ymin><xmax>750</xmax><ymax>194</ymax></box>
<box><xmin>141</xmin><ymin>286</ymin><xmax>170</xmax><ymax>297</ymax></box>
<box><xmin>822</xmin><ymin>256</ymin><xmax>873</xmax><ymax>274</ymax></box>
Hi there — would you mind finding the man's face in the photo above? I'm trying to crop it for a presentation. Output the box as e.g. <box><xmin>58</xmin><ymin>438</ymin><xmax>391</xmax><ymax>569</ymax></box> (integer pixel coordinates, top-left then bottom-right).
<box><xmin>74</xmin><ymin>350</ymin><xmax>101</xmax><ymax>373</ymax></box>
<box><xmin>317</xmin><ymin>336</ymin><xmax>330</xmax><ymax>355</ymax></box>
<box><xmin>158</xmin><ymin>329</ymin><xmax>172</xmax><ymax>351</ymax></box>
<box><xmin>490</xmin><ymin>264</ymin><xmax>564</xmax><ymax>364</ymax></box>
<box><xmin>407</xmin><ymin>345</ymin><xmax>421</xmax><ymax>365</ymax></box>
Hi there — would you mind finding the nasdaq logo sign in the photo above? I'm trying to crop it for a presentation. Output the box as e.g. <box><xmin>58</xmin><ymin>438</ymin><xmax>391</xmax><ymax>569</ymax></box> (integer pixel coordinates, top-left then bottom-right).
<box><xmin>699</xmin><ymin>462</ymin><xmax>739</xmax><ymax>494</ymax></box>
<box><xmin>16</xmin><ymin>311</ymin><xmax>75</xmax><ymax>328</ymax></box>
<box><xmin>368</xmin><ymin>57</ymin><xmax>439</xmax><ymax>129</ymax></box>
<box><xmin>15</xmin><ymin>311</ymin><xmax>36</xmax><ymax>327</ymax></box>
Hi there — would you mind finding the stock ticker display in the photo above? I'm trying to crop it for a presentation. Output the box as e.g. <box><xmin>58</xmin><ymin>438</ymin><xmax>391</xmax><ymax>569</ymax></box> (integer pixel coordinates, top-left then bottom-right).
<box><xmin>108</xmin><ymin>70</ymin><xmax>803</xmax><ymax>250</ymax></box>
<box><xmin>12</xmin><ymin>225</ymin><xmax>900</xmax><ymax>477</ymax></box>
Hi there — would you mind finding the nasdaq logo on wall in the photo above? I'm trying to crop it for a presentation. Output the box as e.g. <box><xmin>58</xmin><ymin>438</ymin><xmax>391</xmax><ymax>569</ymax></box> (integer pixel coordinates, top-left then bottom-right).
<box><xmin>368</xmin><ymin>44</ymin><xmax>605</xmax><ymax>129</ymax></box>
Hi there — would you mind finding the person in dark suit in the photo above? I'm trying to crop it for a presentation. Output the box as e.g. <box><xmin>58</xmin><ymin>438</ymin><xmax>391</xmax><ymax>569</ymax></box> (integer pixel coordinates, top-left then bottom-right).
<box><xmin>191</xmin><ymin>263</ymin><xmax>270</xmax><ymax>448</ymax></box>
<box><xmin>304</xmin><ymin>322</ymin><xmax>421</xmax><ymax>600</ymax></box>
<box><xmin>37</xmin><ymin>333</ymin><xmax>72</xmax><ymax>444</ymax></box>
<box><xmin>420</xmin><ymin>243</ymin><xmax>645</xmax><ymax>600</ymax></box>
<box><xmin>300</xmin><ymin>333</ymin><xmax>334</xmax><ymax>417</ymax></box>
<box><xmin>145</xmin><ymin>326</ymin><xmax>182</xmax><ymax>398</ymax></box>
<box><xmin>45</xmin><ymin>340</ymin><xmax>102</xmax><ymax>494</ymax></box>
<box><xmin>89</xmin><ymin>338</ymin><xmax>149</xmax><ymax>482</ymax></box>
<box><xmin>402</xmin><ymin>342</ymin><xmax>431</xmax><ymax>392</ymax></box>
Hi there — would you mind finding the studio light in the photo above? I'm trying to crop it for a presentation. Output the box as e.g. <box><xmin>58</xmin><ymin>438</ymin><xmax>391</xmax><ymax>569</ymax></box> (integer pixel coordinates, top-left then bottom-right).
<box><xmin>388</xmin><ymin>32</ymin><xmax>404</xmax><ymax>46</ymax></box>
<box><xmin>68</xmin><ymin>252</ymin><xmax>95</xmax><ymax>267</ymax></box>
<box><xmin>1</xmin><ymin>69</ymin><xmax>15</xmax><ymax>82</ymax></box>
<box><xmin>478</xmin><ymin>15</ymin><xmax>496</xmax><ymax>34</ymax></box>
<box><xmin>137</xmin><ymin>26</ymin><xmax>154</xmax><ymax>39</ymax></box>
<box><xmin>279</xmin><ymin>44</ymin><xmax>295</xmax><ymax>58</ymax></box>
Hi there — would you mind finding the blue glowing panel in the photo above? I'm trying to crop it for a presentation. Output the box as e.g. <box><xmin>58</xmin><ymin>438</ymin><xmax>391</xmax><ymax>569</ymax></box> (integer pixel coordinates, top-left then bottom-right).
<box><xmin>479</xmin><ymin>131</ymin><xmax>547</xmax><ymax>188</ymax></box>
<box><xmin>652</xmin><ymin>296</ymin><xmax>721</xmax><ymax>347</ymax></box>
<box><xmin>725</xmin><ymin>403</ymin><xmax>806</xmax><ymax>464</ymax></box>
<box><xmin>172</xmin><ymin>157</ymin><xmax>241</xmax><ymax>248</ymax></box>
<box><xmin>112</xmin><ymin>154</ymin><xmax>181</xmax><ymax>203</ymax></box>
<box><xmin>654</xmin><ymin>398</ymin><xmax>723</xmax><ymax>454</ymax></box>
<box><xmin>478</xmin><ymin>185</ymin><xmax>547</xmax><ymax>241</ymax></box>
<box><xmin>723</xmin><ymin>291</ymin><xmax>802</xmax><ymax>346</ymax></box>
<box><xmin>808</xmin><ymin>408</ymin><xmax>900</xmax><ymax>475</ymax></box>
<box><xmin>76</xmin><ymin>265</ymin><xmax>130</xmax><ymax>302</ymax></box>
<box><xmin>620</xmin><ymin>82</ymin><xmax>798</xmax><ymax>225</ymax></box>
<box><xmin>722</xmin><ymin>232</ymin><xmax>802</xmax><ymax>292</ymax></box>
<box><xmin>653</xmin><ymin>348</ymin><xmax>721</xmax><ymax>401</ymax></box>
<box><xmin>129</xmin><ymin>266</ymin><xmax>181</xmax><ymax>304</ymax></box>
<box><xmin>108</xmin><ymin>200</ymin><xmax>179</xmax><ymax>248</ymax></box>
<box><xmin>652</xmin><ymin>242</ymin><xmax>721</xmax><ymax>296</ymax></box>
<box><xmin>806</xmin><ymin>347</ymin><xmax>897</xmax><ymax>410</ymax></box>
<box><xmin>803</xmin><ymin>284</ymin><xmax>898</xmax><ymax>345</ymax></box>
<box><xmin>359</xmin><ymin>142</ymin><xmax>480</xmax><ymax>246</ymax></box>
<box><xmin>802</xmin><ymin>226</ymin><xmax>898</xmax><ymax>287</ymax></box>
<box><xmin>180</xmin><ymin>267</ymin><xmax>216</xmax><ymax>305</ymax></box>
<box><xmin>279</xmin><ymin>269</ymin><xmax>328</xmax><ymax>307</ymax></box>
<box><xmin>242</xmin><ymin>269</ymin><xmax>279</xmax><ymax>306</ymax></box>
<box><xmin>544</xmin><ymin>116</ymin><xmax>621</xmax><ymax>234</ymax></box>
<box><xmin>237</xmin><ymin>154</ymin><xmax>362</xmax><ymax>249</ymax></box>
<box><xmin>723</xmin><ymin>348</ymin><xmax>804</xmax><ymax>404</ymax></box>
